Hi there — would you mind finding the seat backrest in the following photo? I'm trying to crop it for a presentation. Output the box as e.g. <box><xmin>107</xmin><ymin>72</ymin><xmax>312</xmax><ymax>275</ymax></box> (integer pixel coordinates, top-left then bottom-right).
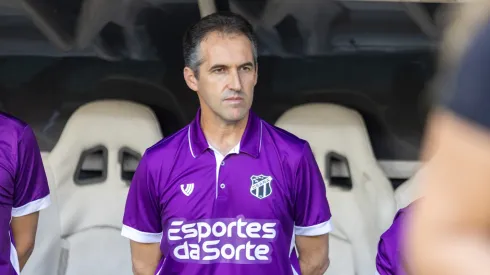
<box><xmin>22</xmin><ymin>154</ymin><xmax>62</xmax><ymax>275</ymax></box>
<box><xmin>47</xmin><ymin>99</ymin><xmax>163</xmax><ymax>275</ymax></box>
<box><xmin>275</xmin><ymin>103</ymin><xmax>396</xmax><ymax>275</ymax></box>
<box><xmin>395</xmin><ymin>166</ymin><xmax>425</xmax><ymax>210</ymax></box>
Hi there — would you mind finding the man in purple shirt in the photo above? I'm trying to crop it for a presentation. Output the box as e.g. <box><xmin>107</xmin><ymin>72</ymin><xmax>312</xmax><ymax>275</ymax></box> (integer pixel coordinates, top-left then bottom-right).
<box><xmin>0</xmin><ymin>113</ymin><xmax>51</xmax><ymax>274</ymax></box>
<box><xmin>122</xmin><ymin>12</ymin><xmax>332</xmax><ymax>275</ymax></box>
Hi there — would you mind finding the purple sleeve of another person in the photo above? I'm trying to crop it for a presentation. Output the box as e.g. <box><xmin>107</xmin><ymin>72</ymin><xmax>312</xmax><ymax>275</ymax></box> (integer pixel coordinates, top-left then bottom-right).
<box><xmin>12</xmin><ymin>125</ymin><xmax>51</xmax><ymax>217</ymax></box>
<box><xmin>376</xmin><ymin>205</ymin><xmax>412</xmax><ymax>275</ymax></box>
<box><xmin>293</xmin><ymin>142</ymin><xmax>333</xmax><ymax>236</ymax></box>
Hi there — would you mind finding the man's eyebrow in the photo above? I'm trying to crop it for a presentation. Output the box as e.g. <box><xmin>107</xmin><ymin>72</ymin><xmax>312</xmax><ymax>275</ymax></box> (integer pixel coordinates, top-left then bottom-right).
<box><xmin>209</xmin><ymin>64</ymin><xmax>228</xmax><ymax>71</ymax></box>
<box><xmin>208</xmin><ymin>62</ymin><xmax>254</xmax><ymax>71</ymax></box>
<box><xmin>238</xmin><ymin>62</ymin><xmax>254</xmax><ymax>68</ymax></box>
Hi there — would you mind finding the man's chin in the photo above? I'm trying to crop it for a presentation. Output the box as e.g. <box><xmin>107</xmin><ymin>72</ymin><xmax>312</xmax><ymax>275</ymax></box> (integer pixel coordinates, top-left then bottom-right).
<box><xmin>222</xmin><ymin>110</ymin><xmax>248</xmax><ymax>124</ymax></box>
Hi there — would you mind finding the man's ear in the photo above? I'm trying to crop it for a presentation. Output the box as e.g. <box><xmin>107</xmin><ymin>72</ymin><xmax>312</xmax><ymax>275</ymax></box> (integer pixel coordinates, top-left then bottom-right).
<box><xmin>184</xmin><ymin>67</ymin><xmax>199</xmax><ymax>92</ymax></box>
<box><xmin>254</xmin><ymin>62</ymin><xmax>259</xmax><ymax>86</ymax></box>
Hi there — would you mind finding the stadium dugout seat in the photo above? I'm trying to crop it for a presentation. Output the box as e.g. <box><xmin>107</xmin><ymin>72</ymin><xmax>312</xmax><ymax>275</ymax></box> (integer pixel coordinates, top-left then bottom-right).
<box><xmin>394</xmin><ymin>165</ymin><xmax>425</xmax><ymax>210</ymax></box>
<box><xmin>46</xmin><ymin>99</ymin><xmax>163</xmax><ymax>275</ymax></box>
<box><xmin>21</xmin><ymin>155</ymin><xmax>62</xmax><ymax>275</ymax></box>
<box><xmin>275</xmin><ymin>103</ymin><xmax>396</xmax><ymax>275</ymax></box>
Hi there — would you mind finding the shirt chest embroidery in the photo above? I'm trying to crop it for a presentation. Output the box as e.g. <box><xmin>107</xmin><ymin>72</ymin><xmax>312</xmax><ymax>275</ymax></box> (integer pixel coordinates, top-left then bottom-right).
<box><xmin>250</xmin><ymin>175</ymin><xmax>273</xmax><ymax>199</ymax></box>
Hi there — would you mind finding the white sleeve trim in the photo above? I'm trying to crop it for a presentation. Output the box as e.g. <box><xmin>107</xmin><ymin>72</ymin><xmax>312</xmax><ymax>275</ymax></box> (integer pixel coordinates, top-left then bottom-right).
<box><xmin>121</xmin><ymin>225</ymin><xmax>163</xmax><ymax>243</ymax></box>
<box><xmin>12</xmin><ymin>194</ymin><xmax>51</xmax><ymax>217</ymax></box>
<box><xmin>295</xmin><ymin>219</ymin><xmax>333</xmax><ymax>236</ymax></box>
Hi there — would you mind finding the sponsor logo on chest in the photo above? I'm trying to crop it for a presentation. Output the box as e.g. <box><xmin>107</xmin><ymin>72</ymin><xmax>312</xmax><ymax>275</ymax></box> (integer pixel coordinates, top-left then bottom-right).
<box><xmin>165</xmin><ymin>216</ymin><xmax>279</xmax><ymax>264</ymax></box>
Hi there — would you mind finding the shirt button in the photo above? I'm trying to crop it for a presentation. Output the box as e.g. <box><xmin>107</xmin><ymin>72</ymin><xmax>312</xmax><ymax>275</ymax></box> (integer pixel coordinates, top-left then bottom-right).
<box><xmin>220</xmin><ymin>183</ymin><xmax>226</xmax><ymax>189</ymax></box>
<box><xmin>221</xmin><ymin>161</ymin><xmax>225</xmax><ymax>166</ymax></box>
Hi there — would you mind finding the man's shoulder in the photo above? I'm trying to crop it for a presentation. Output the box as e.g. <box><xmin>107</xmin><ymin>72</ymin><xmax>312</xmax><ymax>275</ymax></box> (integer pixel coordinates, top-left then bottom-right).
<box><xmin>263</xmin><ymin>121</ymin><xmax>309</xmax><ymax>156</ymax></box>
<box><xmin>0</xmin><ymin>112</ymin><xmax>29</xmax><ymax>136</ymax></box>
<box><xmin>143</xmin><ymin>125</ymin><xmax>190</xmax><ymax>163</ymax></box>
<box><xmin>0</xmin><ymin>112</ymin><xmax>33</xmax><ymax>151</ymax></box>
<box><xmin>263</xmin><ymin>122</ymin><xmax>310</xmax><ymax>166</ymax></box>
<box><xmin>380</xmin><ymin>202</ymin><xmax>415</xmax><ymax>242</ymax></box>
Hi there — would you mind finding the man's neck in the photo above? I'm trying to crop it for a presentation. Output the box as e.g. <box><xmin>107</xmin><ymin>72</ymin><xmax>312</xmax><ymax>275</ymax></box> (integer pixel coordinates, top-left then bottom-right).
<box><xmin>200</xmin><ymin>110</ymin><xmax>249</xmax><ymax>156</ymax></box>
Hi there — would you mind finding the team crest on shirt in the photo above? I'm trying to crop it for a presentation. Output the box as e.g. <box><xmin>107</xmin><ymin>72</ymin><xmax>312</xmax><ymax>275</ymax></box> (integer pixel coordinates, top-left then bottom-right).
<box><xmin>250</xmin><ymin>175</ymin><xmax>273</xmax><ymax>199</ymax></box>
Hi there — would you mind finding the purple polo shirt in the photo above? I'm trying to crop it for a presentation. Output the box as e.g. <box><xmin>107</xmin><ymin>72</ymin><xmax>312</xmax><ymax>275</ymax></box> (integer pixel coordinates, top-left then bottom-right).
<box><xmin>122</xmin><ymin>110</ymin><xmax>332</xmax><ymax>275</ymax></box>
<box><xmin>376</xmin><ymin>202</ymin><xmax>416</xmax><ymax>275</ymax></box>
<box><xmin>0</xmin><ymin>113</ymin><xmax>51</xmax><ymax>275</ymax></box>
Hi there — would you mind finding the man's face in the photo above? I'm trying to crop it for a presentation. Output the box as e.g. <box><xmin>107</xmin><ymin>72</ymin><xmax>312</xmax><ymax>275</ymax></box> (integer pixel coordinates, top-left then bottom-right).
<box><xmin>184</xmin><ymin>31</ymin><xmax>257</xmax><ymax>123</ymax></box>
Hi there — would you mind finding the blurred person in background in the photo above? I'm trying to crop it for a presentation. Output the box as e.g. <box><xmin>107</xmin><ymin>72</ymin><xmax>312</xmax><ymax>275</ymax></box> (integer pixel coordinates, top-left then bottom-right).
<box><xmin>405</xmin><ymin>2</ymin><xmax>490</xmax><ymax>274</ymax></box>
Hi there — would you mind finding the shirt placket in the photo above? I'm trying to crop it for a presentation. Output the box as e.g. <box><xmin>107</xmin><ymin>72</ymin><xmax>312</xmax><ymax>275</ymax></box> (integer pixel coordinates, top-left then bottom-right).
<box><xmin>211</xmin><ymin>145</ymin><xmax>238</xmax><ymax>200</ymax></box>
<box><xmin>216</xmin><ymin>154</ymin><xmax>229</xmax><ymax>200</ymax></box>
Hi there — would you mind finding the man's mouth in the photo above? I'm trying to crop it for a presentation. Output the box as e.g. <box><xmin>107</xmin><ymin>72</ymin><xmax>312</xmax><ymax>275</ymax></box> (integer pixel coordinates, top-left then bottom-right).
<box><xmin>224</xmin><ymin>97</ymin><xmax>243</xmax><ymax>103</ymax></box>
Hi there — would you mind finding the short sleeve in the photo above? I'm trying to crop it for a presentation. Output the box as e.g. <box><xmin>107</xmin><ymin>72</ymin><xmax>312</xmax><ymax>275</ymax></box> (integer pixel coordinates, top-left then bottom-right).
<box><xmin>12</xmin><ymin>125</ymin><xmax>51</xmax><ymax>217</ymax></box>
<box><xmin>122</xmin><ymin>152</ymin><xmax>163</xmax><ymax>243</ymax></box>
<box><xmin>293</xmin><ymin>142</ymin><xmax>332</xmax><ymax>236</ymax></box>
<box><xmin>375</xmin><ymin>204</ymin><xmax>413</xmax><ymax>275</ymax></box>
<box><xmin>443</xmin><ymin>21</ymin><xmax>490</xmax><ymax>129</ymax></box>
<box><xmin>376</xmin><ymin>237</ymin><xmax>395</xmax><ymax>275</ymax></box>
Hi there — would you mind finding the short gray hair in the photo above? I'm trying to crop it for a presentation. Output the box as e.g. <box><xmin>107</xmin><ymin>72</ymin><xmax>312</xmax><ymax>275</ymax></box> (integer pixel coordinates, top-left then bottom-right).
<box><xmin>183</xmin><ymin>12</ymin><xmax>258</xmax><ymax>78</ymax></box>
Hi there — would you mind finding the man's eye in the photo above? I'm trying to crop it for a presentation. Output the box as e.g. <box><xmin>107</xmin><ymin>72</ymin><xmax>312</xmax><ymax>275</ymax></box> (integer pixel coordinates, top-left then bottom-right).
<box><xmin>213</xmin><ymin>68</ymin><xmax>225</xmax><ymax>73</ymax></box>
<box><xmin>241</xmin><ymin>66</ymin><xmax>252</xmax><ymax>72</ymax></box>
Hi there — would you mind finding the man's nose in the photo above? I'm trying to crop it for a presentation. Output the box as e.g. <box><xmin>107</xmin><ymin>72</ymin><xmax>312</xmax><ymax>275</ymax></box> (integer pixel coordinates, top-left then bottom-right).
<box><xmin>228</xmin><ymin>69</ymin><xmax>243</xmax><ymax>91</ymax></box>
